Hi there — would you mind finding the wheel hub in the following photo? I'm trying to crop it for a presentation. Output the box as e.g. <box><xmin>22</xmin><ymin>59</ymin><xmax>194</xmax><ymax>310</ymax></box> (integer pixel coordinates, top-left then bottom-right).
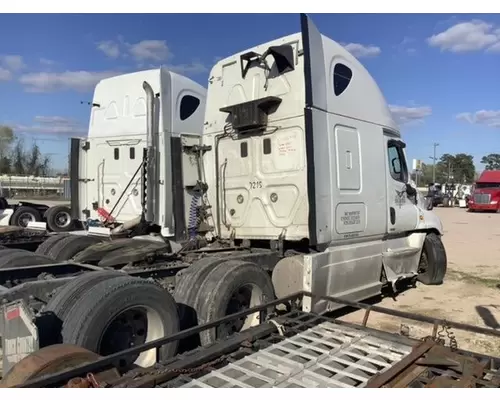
<box><xmin>54</xmin><ymin>211</ymin><xmax>71</xmax><ymax>228</ymax></box>
<box><xmin>18</xmin><ymin>212</ymin><xmax>35</xmax><ymax>227</ymax></box>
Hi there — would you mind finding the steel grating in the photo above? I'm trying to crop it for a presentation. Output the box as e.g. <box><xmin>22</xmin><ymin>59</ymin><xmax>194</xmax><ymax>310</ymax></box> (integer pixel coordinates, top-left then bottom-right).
<box><xmin>178</xmin><ymin>320</ymin><xmax>413</xmax><ymax>388</ymax></box>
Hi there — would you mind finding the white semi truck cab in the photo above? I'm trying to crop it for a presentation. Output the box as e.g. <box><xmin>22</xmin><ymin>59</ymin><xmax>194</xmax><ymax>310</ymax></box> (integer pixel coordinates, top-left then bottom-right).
<box><xmin>71</xmin><ymin>68</ymin><xmax>207</xmax><ymax>238</ymax></box>
<box><xmin>0</xmin><ymin>14</ymin><xmax>447</xmax><ymax>380</ymax></box>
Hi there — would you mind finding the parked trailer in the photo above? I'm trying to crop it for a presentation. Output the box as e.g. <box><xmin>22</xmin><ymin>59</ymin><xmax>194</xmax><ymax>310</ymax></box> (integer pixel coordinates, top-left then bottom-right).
<box><xmin>0</xmin><ymin>197</ymin><xmax>73</xmax><ymax>232</ymax></box>
<box><xmin>2</xmin><ymin>291</ymin><xmax>500</xmax><ymax>388</ymax></box>
<box><xmin>0</xmin><ymin>14</ymin><xmax>448</xmax><ymax>378</ymax></box>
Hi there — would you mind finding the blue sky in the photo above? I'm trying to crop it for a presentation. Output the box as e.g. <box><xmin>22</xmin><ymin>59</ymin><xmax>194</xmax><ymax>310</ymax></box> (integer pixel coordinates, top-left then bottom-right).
<box><xmin>1</xmin><ymin>13</ymin><xmax>500</xmax><ymax>172</ymax></box>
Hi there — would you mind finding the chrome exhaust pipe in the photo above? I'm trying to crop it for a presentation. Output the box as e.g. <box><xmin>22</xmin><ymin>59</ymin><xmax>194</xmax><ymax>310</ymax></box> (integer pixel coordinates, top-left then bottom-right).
<box><xmin>142</xmin><ymin>81</ymin><xmax>157</xmax><ymax>224</ymax></box>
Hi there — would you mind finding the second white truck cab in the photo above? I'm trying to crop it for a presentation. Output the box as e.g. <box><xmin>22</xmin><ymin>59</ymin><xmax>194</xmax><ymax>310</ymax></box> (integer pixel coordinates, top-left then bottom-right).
<box><xmin>73</xmin><ymin>69</ymin><xmax>207</xmax><ymax>237</ymax></box>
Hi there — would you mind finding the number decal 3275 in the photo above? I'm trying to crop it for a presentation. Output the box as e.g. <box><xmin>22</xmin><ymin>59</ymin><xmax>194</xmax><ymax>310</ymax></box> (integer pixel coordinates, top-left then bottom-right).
<box><xmin>249</xmin><ymin>180</ymin><xmax>263</xmax><ymax>189</ymax></box>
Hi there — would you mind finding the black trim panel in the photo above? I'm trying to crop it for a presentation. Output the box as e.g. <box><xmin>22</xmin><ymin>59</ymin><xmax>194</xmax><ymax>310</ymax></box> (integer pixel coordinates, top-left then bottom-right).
<box><xmin>300</xmin><ymin>13</ymin><xmax>318</xmax><ymax>246</ymax></box>
<box><xmin>171</xmin><ymin>136</ymin><xmax>186</xmax><ymax>241</ymax></box>
<box><xmin>69</xmin><ymin>138</ymin><xmax>80</xmax><ymax>220</ymax></box>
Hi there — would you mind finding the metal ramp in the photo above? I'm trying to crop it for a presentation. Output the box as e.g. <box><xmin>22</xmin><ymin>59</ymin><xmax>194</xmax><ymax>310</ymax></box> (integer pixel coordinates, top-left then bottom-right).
<box><xmin>178</xmin><ymin>320</ymin><xmax>413</xmax><ymax>388</ymax></box>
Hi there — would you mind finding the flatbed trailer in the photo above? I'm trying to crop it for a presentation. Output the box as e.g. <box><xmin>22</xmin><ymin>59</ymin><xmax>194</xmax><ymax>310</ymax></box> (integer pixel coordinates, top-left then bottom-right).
<box><xmin>4</xmin><ymin>291</ymin><xmax>500</xmax><ymax>388</ymax></box>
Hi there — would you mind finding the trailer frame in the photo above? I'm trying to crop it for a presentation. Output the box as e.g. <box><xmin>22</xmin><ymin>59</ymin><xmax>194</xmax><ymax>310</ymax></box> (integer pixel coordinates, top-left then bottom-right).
<box><xmin>11</xmin><ymin>290</ymin><xmax>500</xmax><ymax>388</ymax></box>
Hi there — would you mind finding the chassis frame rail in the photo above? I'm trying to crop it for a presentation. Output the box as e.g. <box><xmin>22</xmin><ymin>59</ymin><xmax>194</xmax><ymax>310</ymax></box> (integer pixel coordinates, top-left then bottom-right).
<box><xmin>13</xmin><ymin>291</ymin><xmax>500</xmax><ymax>388</ymax></box>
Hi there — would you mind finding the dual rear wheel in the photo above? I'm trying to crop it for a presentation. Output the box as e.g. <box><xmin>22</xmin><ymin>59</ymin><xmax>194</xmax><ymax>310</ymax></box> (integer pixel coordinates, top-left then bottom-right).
<box><xmin>34</xmin><ymin>258</ymin><xmax>274</xmax><ymax>371</ymax></box>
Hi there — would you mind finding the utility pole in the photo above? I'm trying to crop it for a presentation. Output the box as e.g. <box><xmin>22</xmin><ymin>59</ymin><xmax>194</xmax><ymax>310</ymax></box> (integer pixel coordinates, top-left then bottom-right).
<box><xmin>432</xmin><ymin>142</ymin><xmax>439</xmax><ymax>183</ymax></box>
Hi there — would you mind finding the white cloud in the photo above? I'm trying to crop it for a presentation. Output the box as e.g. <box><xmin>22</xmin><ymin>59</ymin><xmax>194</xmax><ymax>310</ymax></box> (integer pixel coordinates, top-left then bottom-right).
<box><xmin>0</xmin><ymin>55</ymin><xmax>26</xmax><ymax>71</ymax></box>
<box><xmin>166</xmin><ymin>61</ymin><xmax>208</xmax><ymax>75</ymax></box>
<box><xmin>97</xmin><ymin>40</ymin><xmax>120</xmax><ymax>59</ymax></box>
<box><xmin>96</xmin><ymin>38</ymin><xmax>170</xmax><ymax>62</ymax></box>
<box><xmin>19</xmin><ymin>70</ymin><xmax>121</xmax><ymax>93</ymax></box>
<box><xmin>0</xmin><ymin>67</ymin><xmax>12</xmax><ymax>81</ymax></box>
<box><xmin>395</xmin><ymin>37</ymin><xmax>417</xmax><ymax>56</ymax></box>
<box><xmin>457</xmin><ymin>110</ymin><xmax>500</xmax><ymax>128</ymax></box>
<box><xmin>343</xmin><ymin>43</ymin><xmax>381</xmax><ymax>58</ymax></box>
<box><xmin>427</xmin><ymin>19</ymin><xmax>500</xmax><ymax>53</ymax></box>
<box><xmin>128</xmin><ymin>40</ymin><xmax>170</xmax><ymax>62</ymax></box>
<box><xmin>14</xmin><ymin>116</ymin><xmax>87</xmax><ymax>136</ymax></box>
<box><xmin>389</xmin><ymin>105</ymin><xmax>432</xmax><ymax>125</ymax></box>
<box><xmin>39</xmin><ymin>58</ymin><xmax>56</xmax><ymax>66</ymax></box>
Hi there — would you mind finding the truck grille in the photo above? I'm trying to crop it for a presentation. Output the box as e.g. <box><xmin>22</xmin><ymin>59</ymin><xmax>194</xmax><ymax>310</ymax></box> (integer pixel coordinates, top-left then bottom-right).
<box><xmin>473</xmin><ymin>193</ymin><xmax>491</xmax><ymax>204</ymax></box>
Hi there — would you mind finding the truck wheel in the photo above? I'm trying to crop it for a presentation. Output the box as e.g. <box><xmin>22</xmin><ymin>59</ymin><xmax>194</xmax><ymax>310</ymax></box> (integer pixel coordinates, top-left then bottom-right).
<box><xmin>195</xmin><ymin>260</ymin><xmax>275</xmax><ymax>346</ymax></box>
<box><xmin>417</xmin><ymin>232</ymin><xmax>447</xmax><ymax>285</ymax></box>
<box><xmin>174</xmin><ymin>257</ymin><xmax>223</xmax><ymax>329</ymax></box>
<box><xmin>0</xmin><ymin>249</ymin><xmax>56</xmax><ymax>269</ymax></box>
<box><xmin>59</xmin><ymin>275</ymin><xmax>180</xmax><ymax>369</ymax></box>
<box><xmin>10</xmin><ymin>206</ymin><xmax>42</xmax><ymax>228</ymax></box>
<box><xmin>46</xmin><ymin>205</ymin><xmax>75</xmax><ymax>232</ymax></box>
<box><xmin>35</xmin><ymin>234</ymin><xmax>69</xmax><ymax>256</ymax></box>
<box><xmin>48</xmin><ymin>235</ymin><xmax>103</xmax><ymax>261</ymax></box>
<box><xmin>45</xmin><ymin>270</ymin><xmax>126</xmax><ymax>322</ymax></box>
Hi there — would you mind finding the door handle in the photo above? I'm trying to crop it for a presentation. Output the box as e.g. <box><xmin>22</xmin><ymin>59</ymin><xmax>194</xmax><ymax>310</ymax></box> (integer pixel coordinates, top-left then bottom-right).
<box><xmin>390</xmin><ymin>207</ymin><xmax>396</xmax><ymax>225</ymax></box>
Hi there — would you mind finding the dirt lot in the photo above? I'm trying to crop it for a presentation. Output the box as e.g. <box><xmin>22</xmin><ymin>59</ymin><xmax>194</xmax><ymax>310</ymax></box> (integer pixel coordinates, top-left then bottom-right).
<box><xmin>340</xmin><ymin>207</ymin><xmax>500</xmax><ymax>356</ymax></box>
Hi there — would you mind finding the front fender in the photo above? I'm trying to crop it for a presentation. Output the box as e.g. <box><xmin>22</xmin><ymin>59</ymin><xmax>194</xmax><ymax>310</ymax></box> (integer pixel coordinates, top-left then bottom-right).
<box><xmin>417</xmin><ymin>208</ymin><xmax>444</xmax><ymax>235</ymax></box>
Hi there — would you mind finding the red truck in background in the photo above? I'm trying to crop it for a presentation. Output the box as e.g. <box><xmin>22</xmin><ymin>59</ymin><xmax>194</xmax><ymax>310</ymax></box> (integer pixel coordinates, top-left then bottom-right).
<box><xmin>468</xmin><ymin>170</ymin><xmax>500</xmax><ymax>212</ymax></box>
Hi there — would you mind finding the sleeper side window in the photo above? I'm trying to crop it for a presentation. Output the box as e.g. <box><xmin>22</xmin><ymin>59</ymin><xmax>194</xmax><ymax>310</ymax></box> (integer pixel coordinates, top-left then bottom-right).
<box><xmin>387</xmin><ymin>142</ymin><xmax>408</xmax><ymax>183</ymax></box>
<box><xmin>180</xmin><ymin>95</ymin><xmax>201</xmax><ymax>121</ymax></box>
<box><xmin>333</xmin><ymin>63</ymin><xmax>352</xmax><ymax>96</ymax></box>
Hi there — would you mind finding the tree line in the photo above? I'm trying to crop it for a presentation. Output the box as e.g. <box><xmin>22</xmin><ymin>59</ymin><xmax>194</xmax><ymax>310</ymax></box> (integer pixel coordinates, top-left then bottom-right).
<box><xmin>0</xmin><ymin>125</ymin><xmax>52</xmax><ymax>176</ymax></box>
<box><xmin>410</xmin><ymin>153</ymin><xmax>500</xmax><ymax>186</ymax></box>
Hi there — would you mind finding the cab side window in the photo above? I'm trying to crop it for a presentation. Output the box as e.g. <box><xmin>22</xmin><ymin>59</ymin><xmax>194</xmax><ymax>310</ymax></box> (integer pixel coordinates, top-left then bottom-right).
<box><xmin>387</xmin><ymin>142</ymin><xmax>408</xmax><ymax>183</ymax></box>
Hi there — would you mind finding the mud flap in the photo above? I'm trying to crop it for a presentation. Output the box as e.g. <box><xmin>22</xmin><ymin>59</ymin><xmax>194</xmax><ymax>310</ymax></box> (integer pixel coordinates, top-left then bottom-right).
<box><xmin>1</xmin><ymin>300</ymin><xmax>39</xmax><ymax>376</ymax></box>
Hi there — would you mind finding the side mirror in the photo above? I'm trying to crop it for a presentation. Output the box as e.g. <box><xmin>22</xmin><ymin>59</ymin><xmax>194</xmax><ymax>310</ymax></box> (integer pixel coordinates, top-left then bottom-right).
<box><xmin>405</xmin><ymin>183</ymin><xmax>418</xmax><ymax>205</ymax></box>
<box><xmin>405</xmin><ymin>183</ymin><xmax>417</xmax><ymax>197</ymax></box>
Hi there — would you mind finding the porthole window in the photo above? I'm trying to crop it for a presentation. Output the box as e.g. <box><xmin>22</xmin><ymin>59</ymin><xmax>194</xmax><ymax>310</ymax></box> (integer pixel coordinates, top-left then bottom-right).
<box><xmin>180</xmin><ymin>95</ymin><xmax>201</xmax><ymax>121</ymax></box>
<box><xmin>333</xmin><ymin>63</ymin><xmax>352</xmax><ymax>96</ymax></box>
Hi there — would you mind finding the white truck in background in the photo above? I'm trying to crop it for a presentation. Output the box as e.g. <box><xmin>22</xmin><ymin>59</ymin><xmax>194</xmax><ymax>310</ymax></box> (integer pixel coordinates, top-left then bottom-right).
<box><xmin>0</xmin><ymin>14</ymin><xmax>447</xmax><ymax>380</ymax></box>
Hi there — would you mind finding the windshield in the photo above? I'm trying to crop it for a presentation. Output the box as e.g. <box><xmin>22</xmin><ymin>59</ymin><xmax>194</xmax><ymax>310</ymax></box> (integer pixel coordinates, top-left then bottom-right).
<box><xmin>475</xmin><ymin>182</ymin><xmax>500</xmax><ymax>189</ymax></box>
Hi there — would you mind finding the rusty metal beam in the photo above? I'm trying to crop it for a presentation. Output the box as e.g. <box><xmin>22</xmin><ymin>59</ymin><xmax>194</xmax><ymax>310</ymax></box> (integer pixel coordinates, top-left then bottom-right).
<box><xmin>365</xmin><ymin>339</ymin><xmax>436</xmax><ymax>388</ymax></box>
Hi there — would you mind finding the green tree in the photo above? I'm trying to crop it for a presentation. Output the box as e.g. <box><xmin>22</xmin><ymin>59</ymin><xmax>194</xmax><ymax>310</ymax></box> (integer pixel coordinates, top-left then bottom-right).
<box><xmin>480</xmin><ymin>153</ymin><xmax>500</xmax><ymax>171</ymax></box>
<box><xmin>435</xmin><ymin>153</ymin><xmax>475</xmax><ymax>183</ymax></box>
<box><xmin>0</xmin><ymin>125</ymin><xmax>53</xmax><ymax>176</ymax></box>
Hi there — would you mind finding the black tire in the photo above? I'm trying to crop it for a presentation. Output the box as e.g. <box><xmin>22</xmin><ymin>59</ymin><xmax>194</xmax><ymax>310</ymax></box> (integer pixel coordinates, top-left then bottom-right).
<box><xmin>174</xmin><ymin>257</ymin><xmax>223</xmax><ymax>329</ymax></box>
<box><xmin>417</xmin><ymin>232</ymin><xmax>447</xmax><ymax>285</ymax></box>
<box><xmin>45</xmin><ymin>270</ymin><xmax>126</xmax><ymax>322</ymax></box>
<box><xmin>60</xmin><ymin>275</ymin><xmax>180</xmax><ymax>369</ymax></box>
<box><xmin>45</xmin><ymin>205</ymin><xmax>75</xmax><ymax>233</ymax></box>
<box><xmin>0</xmin><ymin>250</ymin><xmax>56</xmax><ymax>269</ymax></box>
<box><xmin>48</xmin><ymin>235</ymin><xmax>103</xmax><ymax>262</ymax></box>
<box><xmin>10</xmin><ymin>206</ymin><xmax>42</xmax><ymax>228</ymax></box>
<box><xmin>0</xmin><ymin>197</ymin><xmax>8</xmax><ymax>210</ymax></box>
<box><xmin>195</xmin><ymin>260</ymin><xmax>275</xmax><ymax>346</ymax></box>
<box><xmin>35</xmin><ymin>234</ymin><xmax>69</xmax><ymax>256</ymax></box>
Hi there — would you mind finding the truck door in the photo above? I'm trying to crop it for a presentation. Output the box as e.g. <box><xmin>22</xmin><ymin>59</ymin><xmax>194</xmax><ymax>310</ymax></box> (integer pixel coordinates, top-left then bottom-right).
<box><xmin>384</xmin><ymin>135</ymin><xmax>419</xmax><ymax>235</ymax></box>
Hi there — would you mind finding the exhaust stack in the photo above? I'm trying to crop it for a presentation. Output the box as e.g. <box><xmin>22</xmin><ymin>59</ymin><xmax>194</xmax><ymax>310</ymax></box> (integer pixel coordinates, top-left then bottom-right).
<box><xmin>142</xmin><ymin>81</ymin><xmax>157</xmax><ymax>224</ymax></box>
